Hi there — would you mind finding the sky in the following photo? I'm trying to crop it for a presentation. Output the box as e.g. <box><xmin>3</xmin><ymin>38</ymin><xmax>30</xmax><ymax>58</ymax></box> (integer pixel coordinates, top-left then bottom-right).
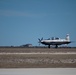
<box><xmin>0</xmin><ymin>0</ymin><xmax>76</xmax><ymax>46</ymax></box>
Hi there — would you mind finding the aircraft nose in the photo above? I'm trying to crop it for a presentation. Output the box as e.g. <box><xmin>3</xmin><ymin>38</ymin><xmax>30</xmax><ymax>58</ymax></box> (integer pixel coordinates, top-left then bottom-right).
<box><xmin>41</xmin><ymin>40</ymin><xmax>44</xmax><ymax>43</ymax></box>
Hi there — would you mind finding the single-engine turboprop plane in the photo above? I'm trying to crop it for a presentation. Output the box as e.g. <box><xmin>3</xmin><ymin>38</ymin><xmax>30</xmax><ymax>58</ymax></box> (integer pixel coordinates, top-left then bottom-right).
<box><xmin>38</xmin><ymin>34</ymin><xmax>71</xmax><ymax>48</ymax></box>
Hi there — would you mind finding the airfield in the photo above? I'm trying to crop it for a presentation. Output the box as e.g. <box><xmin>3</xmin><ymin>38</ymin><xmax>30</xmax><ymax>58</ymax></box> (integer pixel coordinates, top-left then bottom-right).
<box><xmin>0</xmin><ymin>47</ymin><xmax>76</xmax><ymax>68</ymax></box>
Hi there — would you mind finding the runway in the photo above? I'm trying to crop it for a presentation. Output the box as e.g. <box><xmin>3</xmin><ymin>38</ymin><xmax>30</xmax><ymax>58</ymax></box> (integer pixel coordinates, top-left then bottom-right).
<box><xmin>0</xmin><ymin>68</ymin><xmax>76</xmax><ymax>75</ymax></box>
<box><xmin>0</xmin><ymin>52</ymin><xmax>76</xmax><ymax>55</ymax></box>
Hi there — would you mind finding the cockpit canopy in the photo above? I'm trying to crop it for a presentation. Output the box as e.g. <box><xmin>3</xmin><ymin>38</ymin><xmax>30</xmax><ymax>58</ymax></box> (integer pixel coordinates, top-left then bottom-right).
<box><xmin>51</xmin><ymin>37</ymin><xmax>60</xmax><ymax>40</ymax></box>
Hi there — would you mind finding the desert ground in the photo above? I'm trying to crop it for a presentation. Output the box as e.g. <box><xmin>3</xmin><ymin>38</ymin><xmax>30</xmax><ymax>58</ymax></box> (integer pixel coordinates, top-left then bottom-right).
<box><xmin>0</xmin><ymin>47</ymin><xmax>76</xmax><ymax>68</ymax></box>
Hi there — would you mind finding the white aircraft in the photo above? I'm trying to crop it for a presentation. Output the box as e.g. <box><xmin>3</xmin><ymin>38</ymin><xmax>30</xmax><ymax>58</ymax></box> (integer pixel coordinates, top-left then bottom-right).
<box><xmin>38</xmin><ymin>34</ymin><xmax>71</xmax><ymax>48</ymax></box>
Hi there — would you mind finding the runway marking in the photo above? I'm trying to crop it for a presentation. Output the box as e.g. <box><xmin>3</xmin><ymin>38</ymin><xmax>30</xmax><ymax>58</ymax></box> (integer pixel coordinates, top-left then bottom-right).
<box><xmin>0</xmin><ymin>52</ymin><xmax>76</xmax><ymax>55</ymax></box>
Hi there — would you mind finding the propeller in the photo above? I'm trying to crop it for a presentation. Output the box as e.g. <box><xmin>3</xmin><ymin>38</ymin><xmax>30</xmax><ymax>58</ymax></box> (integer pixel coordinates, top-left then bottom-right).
<box><xmin>38</xmin><ymin>37</ymin><xmax>43</xmax><ymax>46</ymax></box>
<box><xmin>41</xmin><ymin>37</ymin><xmax>43</xmax><ymax>40</ymax></box>
<box><xmin>38</xmin><ymin>38</ymin><xmax>41</xmax><ymax>46</ymax></box>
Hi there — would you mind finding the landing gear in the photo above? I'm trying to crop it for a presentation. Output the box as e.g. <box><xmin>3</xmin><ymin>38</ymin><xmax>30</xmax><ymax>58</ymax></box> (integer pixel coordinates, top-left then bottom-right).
<box><xmin>48</xmin><ymin>45</ymin><xmax>58</xmax><ymax>48</ymax></box>
<box><xmin>48</xmin><ymin>45</ymin><xmax>50</xmax><ymax>48</ymax></box>
<box><xmin>55</xmin><ymin>45</ymin><xmax>58</xmax><ymax>48</ymax></box>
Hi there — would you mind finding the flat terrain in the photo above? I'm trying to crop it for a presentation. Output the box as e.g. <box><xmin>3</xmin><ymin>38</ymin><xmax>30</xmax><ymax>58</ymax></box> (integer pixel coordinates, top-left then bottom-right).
<box><xmin>0</xmin><ymin>68</ymin><xmax>76</xmax><ymax>75</ymax></box>
<box><xmin>0</xmin><ymin>47</ymin><xmax>76</xmax><ymax>68</ymax></box>
<box><xmin>0</xmin><ymin>47</ymin><xmax>76</xmax><ymax>53</ymax></box>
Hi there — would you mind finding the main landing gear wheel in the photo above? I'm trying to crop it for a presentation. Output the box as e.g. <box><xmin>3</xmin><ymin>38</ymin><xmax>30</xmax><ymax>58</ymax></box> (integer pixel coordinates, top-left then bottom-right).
<box><xmin>48</xmin><ymin>45</ymin><xmax>50</xmax><ymax>48</ymax></box>
<box><xmin>55</xmin><ymin>45</ymin><xmax>58</xmax><ymax>48</ymax></box>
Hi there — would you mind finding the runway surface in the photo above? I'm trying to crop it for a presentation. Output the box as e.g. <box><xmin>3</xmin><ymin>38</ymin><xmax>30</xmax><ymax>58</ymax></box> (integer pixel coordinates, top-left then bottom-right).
<box><xmin>0</xmin><ymin>68</ymin><xmax>76</xmax><ymax>75</ymax></box>
<box><xmin>0</xmin><ymin>52</ymin><xmax>76</xmax><ymax>55</ymax></box>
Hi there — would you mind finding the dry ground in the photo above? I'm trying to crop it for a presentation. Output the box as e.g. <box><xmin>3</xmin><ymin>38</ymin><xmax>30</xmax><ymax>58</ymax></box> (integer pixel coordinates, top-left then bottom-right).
<box><xmin>0</xmin><ymin>47</ymin><xmax>76</xmax><ymax>53</ymax></box>
<box><xmin>0</xmin><ymin>47</ymin><xmax>76</xmax><ymax>68</ymax></box>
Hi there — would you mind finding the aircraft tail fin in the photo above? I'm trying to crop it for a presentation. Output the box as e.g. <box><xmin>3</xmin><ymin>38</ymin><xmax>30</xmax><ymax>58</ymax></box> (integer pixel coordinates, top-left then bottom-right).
<box><xmin>66</xmin><ymin>34</ymin><xmax>70</xmax><ymax>41</ymax></box>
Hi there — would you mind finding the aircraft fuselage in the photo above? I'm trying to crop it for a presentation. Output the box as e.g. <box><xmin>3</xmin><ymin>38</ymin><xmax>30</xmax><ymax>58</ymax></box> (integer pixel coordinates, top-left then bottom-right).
<box><xmin>41</xmin><ymin>40</ymin><xmax>71</xmax><ymax>45</ymax></box>
<box><xmin>38</xmin><ymin>34</ymin><xmax>71</xmax><ymax>48</ymax></box>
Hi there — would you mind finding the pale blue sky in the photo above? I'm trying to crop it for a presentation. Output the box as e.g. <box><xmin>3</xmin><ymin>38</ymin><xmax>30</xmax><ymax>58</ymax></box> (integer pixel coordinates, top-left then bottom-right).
<box><xmin>0</xmin><ymin>0</ymin><xmax>76</xmax><ymax>46</ymax></box>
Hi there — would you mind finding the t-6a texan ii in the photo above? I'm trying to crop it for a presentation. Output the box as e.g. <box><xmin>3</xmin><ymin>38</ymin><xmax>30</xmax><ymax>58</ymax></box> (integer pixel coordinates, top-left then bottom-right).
<box><xmin>38</xmin><ymin>34</ymin><xmax>71</xmax><ymax>48</ymax></box>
